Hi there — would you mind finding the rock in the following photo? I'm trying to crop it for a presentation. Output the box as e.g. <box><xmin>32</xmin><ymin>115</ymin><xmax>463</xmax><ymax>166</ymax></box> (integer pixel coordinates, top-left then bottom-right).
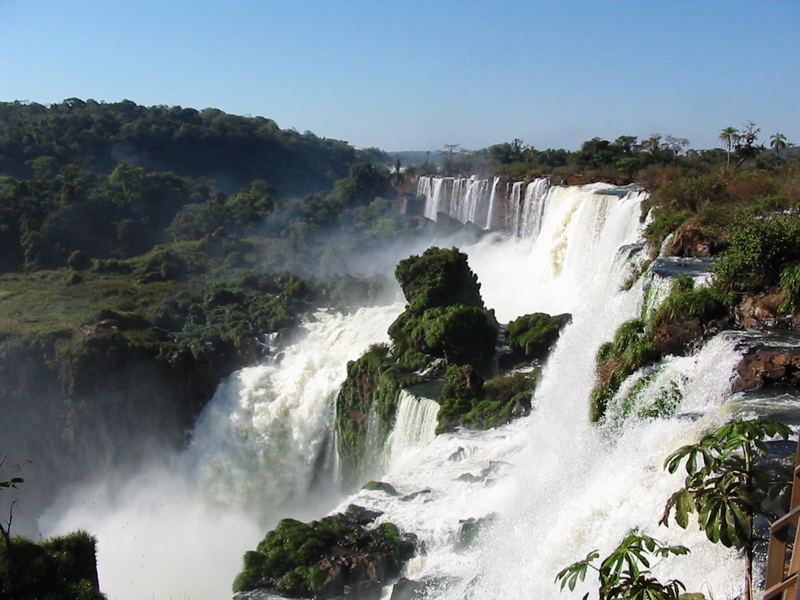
<box><xmin>455</xmin><ymin>514</ymin><xmax>496</xmax><ymax>550</ymax></box>
<box><xmin>448</xmin><ymin>447</ymin><xmax>466</xmax><ymax>462</ymax></box>
<box><xmin>344</xmin><ymin>504</ymin><xmax>384</xmax><ymax>525</ymax></box>
<box><xmin>362</xmin><ymin>481</ymin><xmax>400</xmax><ymax>496</ymax></box>
<box><xmin>736</xmin><ymin>290</ymin><xmax>785</xmax><ymax>329</ymax></box>
<box><xmin>400</xmin><ymin>488</ymin><xmax>432</xmax><ymax>502</ymax></box>
<box><xmin>394</xmin><ymin>247</ymin><xmax>484</xmax><ymax>313</ymax></box>
<box><xmin>733</xmin><ymin>349</ymin><xmax>800</xmax><ymax>392</ymax></box>
<box><xmin>667</xmin><ymin>222</ymin><xmax>718</xmax><ymax>257</ymax></box>
<box><xmin>652</xmin><ymin>317</ymin><xmax>703</xmax><ymax>356</ymax></box>
<box><xmin>511</xmin><ymin>393</ymin><xmax>532</xmax><ymax>418</ymax></box>
<box><xmin>233</xmin><ymin>515</ymin><xmax>416</xmax><ymax>599</ymax></box>
<box><xmin>503</xmin><ymin>312</ymin><xmax>571</xmax><ymax>367</ymax></box>
<box><xmin>390</xmin><ymin>578</ymin><xmax>428</xmax><ymax>600</ymax></box>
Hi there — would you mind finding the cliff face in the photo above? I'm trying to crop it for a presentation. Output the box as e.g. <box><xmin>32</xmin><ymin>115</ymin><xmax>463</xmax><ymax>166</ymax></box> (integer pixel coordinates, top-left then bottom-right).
<box><xmin>0</xmin><ymin>331</ymin><xmax>259</xmax><ymax>534</ymax></box>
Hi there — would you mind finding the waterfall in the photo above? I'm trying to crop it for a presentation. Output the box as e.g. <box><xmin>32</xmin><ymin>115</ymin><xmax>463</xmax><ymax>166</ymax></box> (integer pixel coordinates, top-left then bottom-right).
<box><xmin>40</xmin><ymin>304</ymin><xmax>403</xmax><ymax>600</ymax></box>
<box><xmin>337</xmin><ymin>184</ymin><xmax>744</xmax><ymax>600</ymax></box>
<box><xmin>385</xmin><ymin>390</ymin><xmax>440</xmax><ymax>471</ymax></box>
<box><xmin>418</xmin><ymin>175</ymin><xmax>494</xmax><ymax>229</ymax></box>
<box><xmin>507</xmin><ymin>177</ymin><xmax>550</xmax><ymax>238</ymax></box>
<box><xmin>39</xmin><ymin>182</ymin><xmax>755</xmax><ymax>600</ymax></box>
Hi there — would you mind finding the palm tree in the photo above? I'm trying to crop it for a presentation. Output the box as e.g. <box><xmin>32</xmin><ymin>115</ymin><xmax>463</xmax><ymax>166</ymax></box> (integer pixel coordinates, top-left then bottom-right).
<box><xmin>719</xmin><ymin>127</ymin><xmax>740</xmax><ymax>169</ymax></box>
<box><xmin>770</xmin><ymin>132</ymin><xmax>788</xmax><ymax>156</ymax></box>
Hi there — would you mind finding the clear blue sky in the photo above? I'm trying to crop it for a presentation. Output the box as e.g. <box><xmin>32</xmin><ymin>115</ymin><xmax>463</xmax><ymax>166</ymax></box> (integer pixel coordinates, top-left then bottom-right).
<box><xmin>1</xmin><ymin>0</ymin><xmax>797</xmax><ymax>152</ymax></box>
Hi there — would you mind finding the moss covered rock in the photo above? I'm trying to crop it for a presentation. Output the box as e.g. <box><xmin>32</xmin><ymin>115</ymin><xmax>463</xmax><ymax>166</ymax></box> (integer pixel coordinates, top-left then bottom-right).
<box><xmin>504</xmin><ymin>312</ymin><xmax>571</xmax><ymax>366</ymax></box>
<box><xmin>394</xmin><ymin>247</ymin><xmax>484</xmax><ymax>314</ymax></box>
<box><xmin>389</xmin><ymin>305</ymin><xmax>498</xmax><ymax>367</ymax></box>
<box><xmin>335</xmin><ymin>344</ymin><xmax>423</xmax><ymax>486</ymax></box>
<box><xmin>437</xmin><ymin>369</ymin><xmax>538</xmax><ymax>433</ymax></box>
<box><xmin>233</xmin><ymin>505</ymin><xmax>416</xmax><ymax>599</ymax></box>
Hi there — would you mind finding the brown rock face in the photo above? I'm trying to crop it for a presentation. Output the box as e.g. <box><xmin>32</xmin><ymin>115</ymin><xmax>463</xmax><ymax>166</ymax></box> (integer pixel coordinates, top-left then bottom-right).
<box><xmin>667</xmin><ymin>223</ymin><xmax>717</xmax><ymax>258</ymax></box>
<box><xmin>653</xmin><ymin>318</ymin><xmax>703</xmax><ymax>356</ymax></box>
<box><xmin>736</xmin><ymin>290</ymin><xmax>785</xmax><ymax>329</ymax></box>
<box><xmin>733</xmin><ymin>349</ymin><xmax>800</xmax><ymax>392</ymax></box>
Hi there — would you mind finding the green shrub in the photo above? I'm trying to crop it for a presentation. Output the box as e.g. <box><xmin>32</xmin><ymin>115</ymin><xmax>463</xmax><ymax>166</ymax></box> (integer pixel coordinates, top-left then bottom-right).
<box><xmin>394</xmin><ymin>247</ymin><xmax>483</xmax><ymax>313</ymax></box>
<box><xmin>505</xmin><ymin>312</ymin><xmax>569</xmax><ymax>362</ymax></box>
<box><xmin>714</xmin><ymin>212</ymin><xmax>800</xmax><ymax>292</ymax></box>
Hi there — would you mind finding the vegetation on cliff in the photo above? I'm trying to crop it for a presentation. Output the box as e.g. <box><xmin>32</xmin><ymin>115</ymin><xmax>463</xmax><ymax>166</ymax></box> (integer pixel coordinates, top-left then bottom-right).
<box><xmin>233</xmin><ymin>505</ymin><xmax>415</xmax><ymax>599</ymax></box>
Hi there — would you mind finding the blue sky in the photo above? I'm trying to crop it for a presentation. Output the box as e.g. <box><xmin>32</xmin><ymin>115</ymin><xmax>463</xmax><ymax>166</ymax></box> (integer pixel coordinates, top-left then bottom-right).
<box><xmin>1</xmin><ymin>0</ymin><xmax>797</xmax><ymax>151</ymax></box>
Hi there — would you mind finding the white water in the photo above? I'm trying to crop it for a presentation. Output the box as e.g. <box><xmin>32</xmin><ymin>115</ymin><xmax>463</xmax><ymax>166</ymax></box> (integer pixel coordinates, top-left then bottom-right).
<box><xmin>42</xmin><ymin>182</ymin><xmax>749</xmax><ymax>599</ymax></box>
<box><xmin>385</xmin><ymin>390</ymin><xmax>440</xmax><ymax>472</ymax></box>
<box><xmin>41</xmin><ymin>304</ymin><xmax>402</xmax><ymax>600</ymax></box>
<box><xmin>337</xmin><ymin>183</ymin><xmax>743</xmax><ymax>599</ymax></box>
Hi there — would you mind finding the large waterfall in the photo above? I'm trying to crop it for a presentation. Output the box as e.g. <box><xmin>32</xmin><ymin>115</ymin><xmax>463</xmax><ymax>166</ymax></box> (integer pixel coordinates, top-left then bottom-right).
<box><xmin>42</xmin><ymin>182</ymin><xmax>751</xmax><ymax>599</ymax></box>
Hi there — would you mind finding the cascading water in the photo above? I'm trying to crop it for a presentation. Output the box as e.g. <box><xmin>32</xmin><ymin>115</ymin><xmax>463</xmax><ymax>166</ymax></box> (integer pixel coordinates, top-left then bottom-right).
<box><xmin>385</xmin><ymin>390</ymin><xmax>440</xmax><ymax>472</ymax></box>
<box><xmin>417</xmin><ymin>176</ymin><xmax>495</xmax><ymax>230</ymax></box>
<box><xmin>335</xmin><ymin>183</ymin><xmax>744</xmax><ymax>599</ymax></box>
<box><xmin>41</xmin><ymin>304</ymin><xmax>403</xmax><ymax>600</ymax></box>
<box><xmin>39</xmin><ymin>182</ymin><xmax>758</xmax><ymax>600</ymax></box>
<box><xmin>507</xmin><ymin>177</ymin><xmax>550</xmax><ymax>238</ymax></box>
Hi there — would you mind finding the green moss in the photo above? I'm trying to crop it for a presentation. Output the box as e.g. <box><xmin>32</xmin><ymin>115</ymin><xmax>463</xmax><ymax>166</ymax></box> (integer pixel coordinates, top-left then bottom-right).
<box><xmin>438</xmin><ymin>369</ymin><xmax>538</xmax><ymax>433</ymax></box>
<box><xmin>335</xmin><ymin>345</ymin><xmax>423</xmax><ymax>486</ymax></box>
<box><xmin>389</xmin><ymin>304</ymin><xmax>498</xmax><ymax>367</ymax></box>
<box><xmin>233</xmin><ymin>510</ymin><xmax>416</xmax><ymax>597</ymax></box>
<box><xmin>648</xmin><ymin>286</ymin><xmax>733</xmax><ymax>330</ymax></box>
<box><xmin>591</xmin><ymin>319</ymin><xmax>661</xmax><ymax>422</ymax></box>
<box><xmin>505</xmin><ymin>312</ymin><xmax>569</xmax><ymax>363</ymax></box>
<box><xmin>394</xmin><ymin>247</ymin><xmax>484</xmax><ymax>314</ymax></box>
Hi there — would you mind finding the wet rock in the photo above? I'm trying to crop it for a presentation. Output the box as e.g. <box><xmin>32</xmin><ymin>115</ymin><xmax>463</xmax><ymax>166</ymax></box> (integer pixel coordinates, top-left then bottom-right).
<box><xmin>736</xmin><ymin>290</ymin><xmax>785</xmax><ymax>329</ymax></box>
<box><xmin>343</xmin><ymin>504</ymin><xmax>384</xmax><ymax>525</ymax></box>
<box><xmin>733</xmin><ymin>349</ymin><xmax>800</xmax><ymax>392</ymax></box>
<box><xmin>502</xmin><ymin>312</ymin><xmax>571</xmax><ymax>368</ymax></box>
<box><xmin>667</xmin><ymin>222</ymin><xmax>718</xmax><ymax>257</ymax></box>
<box><xmin>448</xmin><ymin>447</ymin><xmax>466</xmax><ymax>462</ymax></box>
<box><xmin>400</xmin><ymin>488</ymin><xmax>431</xmax><ymax>502</ymax></box>
<box><xmin>361</xmin><ymin>481</ymin><xmax>400</xmax><ymax>496</ymax></box>
<box><xmin>653</xmin><ymin>318</ymin><xmax>703</xmax><ymax>356</ymax></box>
<box><xmin>390</xmin><ymin>578</ymin><xmax>428</xmax><ymax>600</ymax></box>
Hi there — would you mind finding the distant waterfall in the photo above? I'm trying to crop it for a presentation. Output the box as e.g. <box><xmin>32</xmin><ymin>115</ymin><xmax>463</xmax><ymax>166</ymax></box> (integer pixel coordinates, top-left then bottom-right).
<box><xmin>417</xmin><ymin>175</ymin><xmax>550</xmax><ymax>237</ymax></box>
<box><xmin>508</xmin><ymin>177</ymin><xmax>550</xmax><ymax>238</ymax></box>
<box><xmin>417</xmin><ymin>176</ymin><xmax>495</xmax><ymax>229</ymax></box>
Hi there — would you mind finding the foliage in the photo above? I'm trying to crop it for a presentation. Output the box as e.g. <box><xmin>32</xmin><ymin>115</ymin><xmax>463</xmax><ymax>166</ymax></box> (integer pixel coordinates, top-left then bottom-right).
<box><xmin>661</xmin><ymin>418</ymin><xmax>792</xmax><ymax>547</ymax></box>
<box><xmin>648</xmin><ymin>286</ymin><xmax>732</xmax><ymax>329</ymax></box>
<box><xmin>591</xmin><ymin>319</ymin><xmax>660</xmax><ymax>422</ymax></box>
<box><xmin>555</xmin><ymin>530</ymin><xmax>688</xmax><ymax>600</ymax></box>
<box><xmin>232</xmin><ymin>507</ymin><xmax>415</xmax><ymax>597</ymax></box>
<box><xmin>714</xmin><ymin>212</ymin><xmax>800</xmax><ymax>292</ymax></box>
<box><xmin>390</xmin><ymin>305</ymin><xmax>498</xmax><ymax>367</ymax></box>
<box><xmin>506</xmin><ymin>312</ymin><xmax>569</xmax><ymax>362</ymax></box>
<box><xmin>394</xmin><ymin>247</ymin><xmax>484</xmax><ymax>314</ymax></box>
<box><xmin>0</xmin><ymin>530</ymin><xmax>104</xmax><ymax>600</ymax></box>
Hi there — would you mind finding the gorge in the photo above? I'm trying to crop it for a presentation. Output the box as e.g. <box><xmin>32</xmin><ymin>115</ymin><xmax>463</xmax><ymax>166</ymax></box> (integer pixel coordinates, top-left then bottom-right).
<box><xmin>34</xmin><ymin>176</ymin><xmax>773</xmax><ymax>600</ymax></box>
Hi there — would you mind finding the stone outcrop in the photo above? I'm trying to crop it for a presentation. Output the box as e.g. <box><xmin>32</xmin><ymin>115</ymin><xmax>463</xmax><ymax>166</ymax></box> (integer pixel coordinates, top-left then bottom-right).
<box><xmin>233</xmin><ymin>505</ymin><xmax>416</xmax><ymax>600</ymax></box>
<box><xmin>735</xmin><ymin>290</ymin><xmax>785</xmax><ymax>329</ymax></box>
<box><xmin>733</xmin><ymin>348</ymin><xmax>800</xmax><ymax>393</ymax></box>
<box><xmin>667</xmin><ymin>222</ymin><xmax>718</xmax><ymax>257</ymax></box>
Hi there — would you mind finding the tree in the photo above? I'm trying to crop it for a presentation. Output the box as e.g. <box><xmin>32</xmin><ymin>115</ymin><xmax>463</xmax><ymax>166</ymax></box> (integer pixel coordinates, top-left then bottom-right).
<box><xmin>660</xmin><ymin>418</ymin><xmax>793</xmax><ymax>600</ymax></box>
<box><xmin>770</xmin><ymin>132</ymin><xmax>788</xmax><ymax>157</ymax></box>
<box><xmin>555</xmin><ymin>530</ymin><xmax>688</xmax><ymax>600</ymax></box>
<box><xmin>0</xmin><ymin>457</ymin><xmax>23</xmax><ymax>550</ymax></box>
<box><xmin>719</xmin><ymin>127</ymin><xmax>740</xmax><ymax>169</ymax></box>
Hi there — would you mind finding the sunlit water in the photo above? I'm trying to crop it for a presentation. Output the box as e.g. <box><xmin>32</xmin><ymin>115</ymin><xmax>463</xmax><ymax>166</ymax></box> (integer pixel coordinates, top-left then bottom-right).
<box><xmin>42</xmin><ymin>182</ymin><xmax>754</xmax><ymax>599</ymax></box>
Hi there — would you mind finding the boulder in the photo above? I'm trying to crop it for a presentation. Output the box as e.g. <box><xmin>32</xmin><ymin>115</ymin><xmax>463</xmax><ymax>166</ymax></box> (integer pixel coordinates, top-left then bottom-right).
<box><xmin>736</xmin><ymin>290</ymin><xmax>784</xmax><ymax>329</ymax></box>
<box><xmin>733</xmin><ymin>349</ymin><xmax>800</xmax><ymax>393</ymax></box>
<box><xmin>503</xmin><ymin>312</ymin><xmax>571</xmax><ymax>367</ymax></box>
<box><xmin>233</xmin><ymin>507</ymin><xmax>416</xmax><ymax>599</ymax></box>
<box><xmin>667</xmin><ymin>222</ymin><xmax>718</xmax><ymax>257</ymax></box>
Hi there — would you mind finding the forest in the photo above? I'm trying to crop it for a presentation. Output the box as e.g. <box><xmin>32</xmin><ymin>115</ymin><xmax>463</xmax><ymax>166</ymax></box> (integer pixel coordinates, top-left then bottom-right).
<box><xmin>1</xmin><ymin>99</ymin><xmax>799</xmax><ymax>599</ymax></box>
